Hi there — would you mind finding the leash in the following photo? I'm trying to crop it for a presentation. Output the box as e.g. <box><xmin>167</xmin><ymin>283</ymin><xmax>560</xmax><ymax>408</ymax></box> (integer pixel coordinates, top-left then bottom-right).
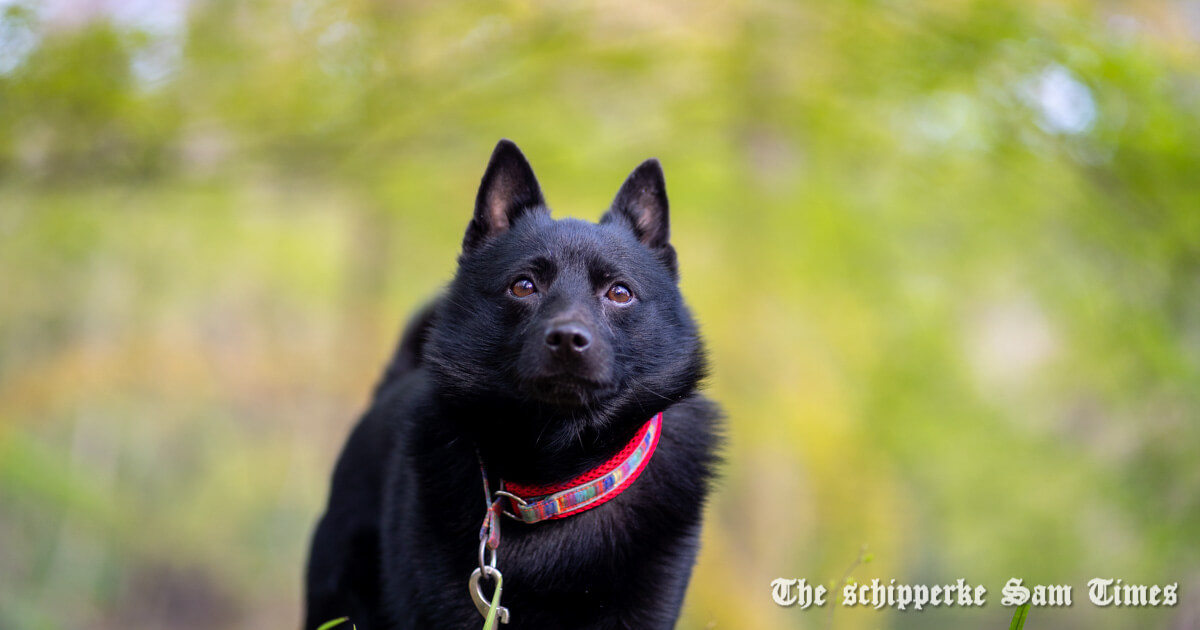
<box><xmin>469</xmin><ymin>461</ymin><xmax>511</xmax><ymax>627</ymax></box>
<box><xmin>465</xmin><ymin>412</ymin><xmax>663</xmax><ymax>627</ymax></box>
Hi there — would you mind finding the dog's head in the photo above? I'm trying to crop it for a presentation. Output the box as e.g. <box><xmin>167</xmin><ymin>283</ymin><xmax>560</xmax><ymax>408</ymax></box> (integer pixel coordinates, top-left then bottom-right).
<box><xmin>425</xmin><ymin>140</ymin><xmax>705</xmax><ymax>441</ymax></box>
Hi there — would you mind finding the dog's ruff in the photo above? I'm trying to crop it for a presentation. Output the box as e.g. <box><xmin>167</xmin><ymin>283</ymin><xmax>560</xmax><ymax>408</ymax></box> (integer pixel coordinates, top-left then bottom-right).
<box><xmin>496</xmin><ymin>412</ymin><xmax>662</xmax><ymax>523</ymax></box>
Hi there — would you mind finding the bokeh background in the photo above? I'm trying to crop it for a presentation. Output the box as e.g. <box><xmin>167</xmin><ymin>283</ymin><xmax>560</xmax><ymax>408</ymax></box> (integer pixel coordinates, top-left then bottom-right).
<box><xmin>2</xmin><ymin>0</ymin><xmax>1199</xmax><ymax>628</ymax></box>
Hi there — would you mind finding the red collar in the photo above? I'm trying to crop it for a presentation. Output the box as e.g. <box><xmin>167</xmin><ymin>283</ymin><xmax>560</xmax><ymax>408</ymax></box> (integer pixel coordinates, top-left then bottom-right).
<box><xmin>496</xmin><ymin>412</ymin><xmax>663</xmax><ymax>523</ymax></box>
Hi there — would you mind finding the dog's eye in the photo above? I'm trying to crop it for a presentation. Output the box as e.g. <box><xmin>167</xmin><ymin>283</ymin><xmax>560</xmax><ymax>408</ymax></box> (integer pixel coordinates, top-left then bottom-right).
<box><xmin>606</xmin><ymin>284</ymin><xmax>633</xmax><ymax>304</ymax></box>
<box><xmin>511</xmin><ymin>278</ymin><xmax>537</xmax><ymax>298</ymax></box>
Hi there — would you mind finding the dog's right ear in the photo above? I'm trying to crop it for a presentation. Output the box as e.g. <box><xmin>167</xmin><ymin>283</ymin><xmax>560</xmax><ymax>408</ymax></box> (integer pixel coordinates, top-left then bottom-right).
<box><xmin>462</xmin><ymin>139</ymin><xmax>546</xmax><ymax>255</ymax></box>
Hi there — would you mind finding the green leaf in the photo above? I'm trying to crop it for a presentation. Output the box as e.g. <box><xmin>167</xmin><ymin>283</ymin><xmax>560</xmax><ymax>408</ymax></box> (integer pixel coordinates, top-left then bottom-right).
<box><xmin>316</xmin><ymin>617</ymin><xmax>351</xmax><ymax>630</ymax></box>
<box><xmin>1009</xmin><ymin>603</ymin><xmax>1030</xmax><ymax>630</ymax></box>
<box><xmin>482</xmin><ymin>572</ymin><xmax>504</xmax><ymax>630</ymax></box>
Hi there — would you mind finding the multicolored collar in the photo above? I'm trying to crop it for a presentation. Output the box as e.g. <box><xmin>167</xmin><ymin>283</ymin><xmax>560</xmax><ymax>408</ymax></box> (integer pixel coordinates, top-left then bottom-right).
<box><xmin>494</xmin><ymin>412</ymin><xmax>663</xmax><ymax>524</ymax></box>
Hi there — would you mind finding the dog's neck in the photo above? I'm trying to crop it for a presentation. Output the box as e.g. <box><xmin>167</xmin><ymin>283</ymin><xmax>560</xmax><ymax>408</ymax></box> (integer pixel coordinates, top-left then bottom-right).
<box><xmin>447</xmin><ymin>397</ymin><xmax>663</xmax><ymax>486</ymax></box>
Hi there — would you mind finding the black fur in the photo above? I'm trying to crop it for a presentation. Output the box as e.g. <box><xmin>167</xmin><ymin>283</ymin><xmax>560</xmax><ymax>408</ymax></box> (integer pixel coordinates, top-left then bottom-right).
<box><xmin>304</xmin><ymin>140</ymin><xmax>722</xmax><ymax>630</ymax></box>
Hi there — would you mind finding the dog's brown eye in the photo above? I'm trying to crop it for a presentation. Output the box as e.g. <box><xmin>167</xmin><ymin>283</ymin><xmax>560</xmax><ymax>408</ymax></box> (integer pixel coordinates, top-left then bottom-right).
<box><xmin>606</xmin><ymin>284</ymin><xmax>633</xmax><ymax>304</ymax></box>
<box><xmin>511</xmin><ymin>278</ymin><xmax>536</xmax><ymax>298</ymax></box>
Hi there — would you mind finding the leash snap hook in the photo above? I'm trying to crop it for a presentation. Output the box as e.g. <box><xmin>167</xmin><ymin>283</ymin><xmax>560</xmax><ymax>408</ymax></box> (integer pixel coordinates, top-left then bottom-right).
<box><xmin>468</xmin><ymin>565</ymin><xmax>510</xmax><ymax>625</ymax></box>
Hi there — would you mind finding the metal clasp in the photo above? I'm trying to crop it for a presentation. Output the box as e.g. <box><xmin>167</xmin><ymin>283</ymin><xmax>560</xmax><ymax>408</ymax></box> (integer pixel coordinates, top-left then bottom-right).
<box><xmin>468</xmin><ymin>565</ymin><xmax>510</xmax><ymax>624</ymax></box>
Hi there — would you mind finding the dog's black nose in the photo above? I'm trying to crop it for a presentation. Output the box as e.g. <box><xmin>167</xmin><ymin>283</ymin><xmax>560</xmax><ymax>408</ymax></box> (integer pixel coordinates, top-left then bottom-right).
<box><xmin>545</xmin><ymin>322</ymin><xmax>592</xmax><ymax>353</ymax></box>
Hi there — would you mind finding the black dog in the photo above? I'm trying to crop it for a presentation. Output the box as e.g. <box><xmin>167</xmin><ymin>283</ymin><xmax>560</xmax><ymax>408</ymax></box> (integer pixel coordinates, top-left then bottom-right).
<box><xmin>304</xmin><ymin>140</ymin><xmax>721</xmax><ymax>629</ymax></box>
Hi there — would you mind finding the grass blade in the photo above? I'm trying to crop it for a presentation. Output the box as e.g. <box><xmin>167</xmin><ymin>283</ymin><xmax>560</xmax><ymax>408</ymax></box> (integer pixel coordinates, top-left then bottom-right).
<box><xmin>316</xmin><ymin>617</ymin><xmax>351</xmax><ymax>630</ymax></box>
<box><xmin>1009</xmin><ymin>603</ymin><xmax>1030</xmax><ymax>630</ymax></box>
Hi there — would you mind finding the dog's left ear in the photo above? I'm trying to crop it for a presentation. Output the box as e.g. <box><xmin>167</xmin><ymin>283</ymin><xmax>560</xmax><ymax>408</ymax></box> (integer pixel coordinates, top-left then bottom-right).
<box><xmin>602</xmin><ymin>158</ymin><xmax>678</xmax><ymax>278</ymax></box>
<box><xmin>463</xmin><ymin>139</ymin><xmax>546</xmax><ymax>255</ymax></box>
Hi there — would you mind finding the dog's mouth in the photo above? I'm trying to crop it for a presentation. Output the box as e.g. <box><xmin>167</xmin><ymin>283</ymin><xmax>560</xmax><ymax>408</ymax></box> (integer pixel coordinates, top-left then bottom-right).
<box><xmin>526</xmin><ymin>374</ymin><xmax>614</xmax><ymax>407</ymax></box>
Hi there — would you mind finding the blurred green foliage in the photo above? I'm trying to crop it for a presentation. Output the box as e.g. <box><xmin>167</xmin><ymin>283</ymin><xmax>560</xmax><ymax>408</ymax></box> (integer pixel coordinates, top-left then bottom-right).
<box><xmin>1</xmin><ymin>1</ymin><xmax>1199</xmax><ymax>628</ymax></box>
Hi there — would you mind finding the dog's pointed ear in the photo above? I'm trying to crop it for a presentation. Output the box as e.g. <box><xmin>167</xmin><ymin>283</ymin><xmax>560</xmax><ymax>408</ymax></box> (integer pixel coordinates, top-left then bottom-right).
<box><xmin>463</xmin><ymin>139</ymin><xmax>546</xmax><ymax>255</ymax></box>
<box><xmin>602</xmin><ymin>158</ymin><xmax>678</xmax><ymax>277</ymax></box>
